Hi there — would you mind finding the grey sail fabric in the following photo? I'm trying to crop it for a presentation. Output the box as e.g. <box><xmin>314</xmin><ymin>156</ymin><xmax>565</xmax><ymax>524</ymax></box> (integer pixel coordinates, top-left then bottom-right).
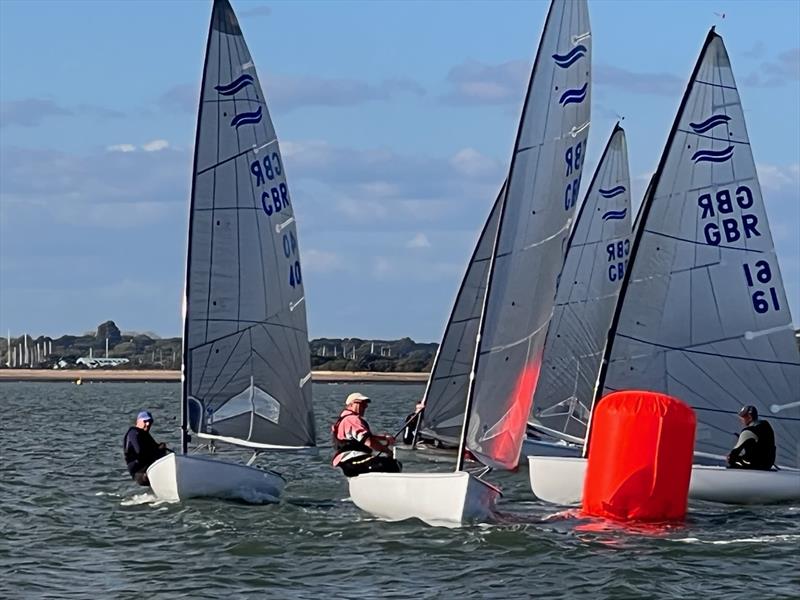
<box><xmin>418</xmin><ymin>185</ymin><xmax>505</xmax><ymax>445</ymax></box>
<box><xmin>600</xmin><ymin>30</ymin><xmax>799</xmax><ymax>468</ymax></box>
<box><xmin>530</xmin><ymin>125</ymin><xmax>631</xmax><ymax>441</ymax></box>
<box><xmin>465</xmin><ymin>0</ymin><xmax>592</xmax><ymax>470</ymax></box>
<box><xmin>182</xmin><ymin>0</ymin><xmax>315</xmax><ymax>450</ymax></box>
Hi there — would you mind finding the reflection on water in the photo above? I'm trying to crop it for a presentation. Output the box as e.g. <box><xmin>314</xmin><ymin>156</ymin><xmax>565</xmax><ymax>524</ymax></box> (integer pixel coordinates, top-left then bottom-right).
<box><xmin>1</xmin><ymin>382</ymin><xmax>798</xmax><ymax>598</ymax></box>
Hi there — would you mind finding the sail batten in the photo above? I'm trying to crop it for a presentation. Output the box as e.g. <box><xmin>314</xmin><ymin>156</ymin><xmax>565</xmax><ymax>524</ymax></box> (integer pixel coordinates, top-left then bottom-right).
<box><xmin>182</xmin><ymin>0</ymin><xmax>315</xmax><ymax>451</ymax></box>
<box><xmin>597</xmin><ymin>29</ymin><xmax>799</xmax><ymax>469</ymax></box>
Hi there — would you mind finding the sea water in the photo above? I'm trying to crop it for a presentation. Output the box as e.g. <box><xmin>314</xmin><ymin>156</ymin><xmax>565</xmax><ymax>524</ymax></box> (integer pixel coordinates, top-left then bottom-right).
<box><xmin>1</xmin><ymin>382</ymin><xmax>797</xmax><ymax>599</ymax></box>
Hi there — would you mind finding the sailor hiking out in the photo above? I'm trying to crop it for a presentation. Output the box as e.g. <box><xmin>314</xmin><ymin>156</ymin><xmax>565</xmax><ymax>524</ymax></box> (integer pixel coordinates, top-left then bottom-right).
<box><xmin>331</xmin><ymin>393</ymin><xmax>402</xmax><ymax>477</ymax></box>
<box><xmin>123</xmin><ymin>411</ymin><xmax>171</xmax><ymax>486</ymax></box>
<box><xmin>727</xmin><ymin>405</ymin><xmax>776</xmax><ymax>470</ymax></box>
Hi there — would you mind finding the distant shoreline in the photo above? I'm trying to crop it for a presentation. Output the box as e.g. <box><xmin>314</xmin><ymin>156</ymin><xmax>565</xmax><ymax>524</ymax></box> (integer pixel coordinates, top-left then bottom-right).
<box><xmin>0</xmin><ymin>369</ymin><xmax>428</xmax><ymax>384</ymax></box>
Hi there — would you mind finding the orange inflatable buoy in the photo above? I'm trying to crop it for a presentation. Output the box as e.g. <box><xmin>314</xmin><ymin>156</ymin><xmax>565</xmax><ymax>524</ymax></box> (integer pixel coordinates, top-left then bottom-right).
<box><xmin>582</xmin><ymin>390</ymin><xmax>696</xmax><ymax>522</ymax></box>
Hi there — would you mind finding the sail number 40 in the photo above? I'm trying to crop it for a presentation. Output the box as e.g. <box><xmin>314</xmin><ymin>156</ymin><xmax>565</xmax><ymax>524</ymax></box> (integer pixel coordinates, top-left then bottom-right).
<box><xmin>742</xmin><ymin>260</ymin><xmax>780</xmax><ymax>314</ymax></box>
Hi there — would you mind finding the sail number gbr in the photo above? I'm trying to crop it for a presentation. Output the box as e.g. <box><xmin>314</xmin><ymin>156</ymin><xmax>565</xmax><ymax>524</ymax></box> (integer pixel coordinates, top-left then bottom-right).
<box><xmin>697</xmin><ymin>185</ymin><xmax>760</xmax><ymax>246</ymax></box>
<box><xmin>564</xmin><ymin>140</ymin><xmax>585</xmax><ymax>211</ymax></box>
<box><xmin>250</xmin><ymin>154</ymin><xmax>291</xmax><ymax>217</ymax></box>
<box><xmin>742</xmin><ymin>260</ymin><xmax>780</xmax><ymax>314</ymax></box>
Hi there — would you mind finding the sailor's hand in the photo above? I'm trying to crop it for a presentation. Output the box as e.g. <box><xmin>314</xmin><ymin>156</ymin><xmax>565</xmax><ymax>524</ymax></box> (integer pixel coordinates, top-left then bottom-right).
<box><xmin>158</xmin><ymin>442</ymin><xmax>167</xmax><ymax>449</ymax></box>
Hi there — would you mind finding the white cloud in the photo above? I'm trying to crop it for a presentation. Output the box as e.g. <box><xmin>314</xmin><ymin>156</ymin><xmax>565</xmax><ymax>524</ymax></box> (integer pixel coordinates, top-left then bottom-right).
<box><xmin>302</xmin><ymin>249</ymin><xmax>345</xmax><ymax>272</ymax></box>
<box><xmin>142</xmin><ymin>139</ymin><xmax>169</xmax><ymax>152</ymax></box>
<box><xmin>406</xmin><ymin>233</ymin><xmax>431</xmax><ymax>249</ymax></box>
<box><xmin>107</xmin><ymin>144</ymin><xmax>136</xmax><ymax>153</ymax></box>
<box><xmin>450</xmin><ymin>147</ymin><xmax>501</xmax><ymax>178</ymax></box>
<box><xmin>757</xmin><ymin>162</ymin><xmax>799</xmax><ymax>191</ymax></box>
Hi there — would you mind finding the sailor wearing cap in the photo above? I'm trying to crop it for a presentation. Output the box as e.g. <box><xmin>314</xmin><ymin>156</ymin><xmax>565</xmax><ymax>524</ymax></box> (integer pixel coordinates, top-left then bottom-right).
<box><xmin>123</xmin><ymin>410</ymin><xmax>171</xmax><ymax>486</ymax></box>
<box><xmin>331</xmin><ymin>392</ymin><xmax>402</xmax><ymax>477</ymax></box>
<box><xmin>727</xmin><ymin>405</ymin><xmax>777</xmax><ymax>470</ymax></box>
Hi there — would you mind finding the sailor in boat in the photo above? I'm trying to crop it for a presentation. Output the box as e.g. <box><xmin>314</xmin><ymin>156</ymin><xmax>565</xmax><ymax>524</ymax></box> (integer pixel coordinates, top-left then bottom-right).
<box><xmin>123</xmin><ymin>411</ymin><xmax>171</xmax><ymax>486</ymax></box>
<box><xmin>400</xmin><ymin>402</ymin><xmax>425</xmax><ymax>445</ymax></box>
<box><xmin>332</xmin><ymin>393</ymin><xmax>402</xmax><ymax>477</ymax></box>
<box><xmin>726</xmin><ymin>405</ymin><xmax>776</xmax><ymax>470</ymax></box>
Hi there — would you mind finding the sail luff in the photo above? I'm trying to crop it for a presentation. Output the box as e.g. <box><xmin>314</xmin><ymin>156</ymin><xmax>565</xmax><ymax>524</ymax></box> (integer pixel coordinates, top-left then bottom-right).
<box><xmin>591</xmin><ymin>30</ymin><xmax>720</xmax><ymax>431</ymax></box>
<box><xmin>465</xmin><ymin>0</ymin><xmax>592</xmax><ymax>470</ymax></box>
<box><xmin>528</xmin><ymin>123</ymin><xmax>631</xmax><ymax>441</ymax></box>
<box><xmin>180</xmin><ymin>0</ymin><xmax>218</xmax><ymax>455</ymax></box>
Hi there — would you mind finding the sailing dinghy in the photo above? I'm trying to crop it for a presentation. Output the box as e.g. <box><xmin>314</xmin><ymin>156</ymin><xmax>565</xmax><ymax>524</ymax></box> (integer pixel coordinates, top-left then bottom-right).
<box><xmin>522</xmin><ymin>124</ymin><xmax>632</xmax><ymax>459</ymax></box>
<box><xmin>349</xmin><ymin>0</ymin><xmax>592</xmax><ymax>525</ymax></box>
<box><xmin>148</xmin><ymin>0</ymin><xmax>315</xmax><ymax>502</ymax></box>
<box><xmin>529</xmin><ymin>28</ymin><xmax>800</xmax><ymax>506</ymax></box>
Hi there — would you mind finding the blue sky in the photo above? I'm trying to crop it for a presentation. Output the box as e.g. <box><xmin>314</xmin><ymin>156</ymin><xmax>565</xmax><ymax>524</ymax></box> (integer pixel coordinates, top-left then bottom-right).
<box><xmin>1</xmin><ymin>0</ymin><xmax>798</xmax><ymax>340</ymax></box>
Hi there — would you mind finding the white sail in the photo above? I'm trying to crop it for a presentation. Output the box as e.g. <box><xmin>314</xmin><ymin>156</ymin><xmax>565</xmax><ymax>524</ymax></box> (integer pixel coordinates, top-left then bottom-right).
<box><xmin>599</xmin><ymin>30</ymin><xmax>800</xmax><ymax>468</ymax></box>
<box><xmin>463</xmin><ymin>0</ymin><xmax>592</xmax><ymax>470</ymax></box>
<box><xmin>530</xmin><ymin>125</ymin><xmax>631</xmax><ymax>440</ymax></box>
<box><xmin>417</xmin><ymin>185</ymin><xmax>505</xmax><ymax>445</ymax></box>
<box><xmin>182</xmin><ymin>0</ymin><xmax>314</xmax><ymax>451</ymax></box>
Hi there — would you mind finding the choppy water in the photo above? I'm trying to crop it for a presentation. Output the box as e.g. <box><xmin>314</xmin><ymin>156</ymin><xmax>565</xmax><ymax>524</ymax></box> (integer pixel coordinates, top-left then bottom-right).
<box><xmin>1</xmin><ymin>382</ymin><xmax>798</xmax><ymax>599</ymax></box>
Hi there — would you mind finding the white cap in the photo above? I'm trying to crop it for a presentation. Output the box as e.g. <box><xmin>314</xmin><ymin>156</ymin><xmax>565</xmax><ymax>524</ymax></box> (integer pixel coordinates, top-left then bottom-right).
<box><xmin>345</xmin><ymin>392</ymin><xmax>371</xmax><ymax>406</ymax></box>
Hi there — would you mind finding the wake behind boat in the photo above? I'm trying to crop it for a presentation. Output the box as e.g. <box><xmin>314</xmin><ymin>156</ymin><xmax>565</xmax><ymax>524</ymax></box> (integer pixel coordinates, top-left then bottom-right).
<box><xmin>349</xmin><ymin>0</ymin><xmax>592</xmax><ymax>526</ymax></box>
<box><xmin>147</xmin><ymin>0</ymin><xmax>315</xmax><ymax>503</ymax></box>
<box><xmin>529</xmin><ymin>28</ymin><xmax>800</xmax><ymax>506</ymax></box>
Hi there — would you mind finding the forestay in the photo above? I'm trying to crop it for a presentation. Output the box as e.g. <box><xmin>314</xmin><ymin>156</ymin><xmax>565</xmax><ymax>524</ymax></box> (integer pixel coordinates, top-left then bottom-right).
<box><xmin>417</xmin><ymin>185</ymin><xmax>505</xmax><ymax>445</ymax></box>
<box><xmin>530</xmin><ymin>125</ymin><xmax>631</xmax><ymax>441</ymax></box>
<box><xmin>182</xmin><ymin>0</ymin><xmax>315</xmax><ymax>450</ymax></box>
<box><xmin>465</xmin><ymin>0</ymin><xmax>592</xmax><ymax>470</ymax></box>
<box><xmin>599</xmin><ymin>30</ymin><xmax>799</xmax><ymax>468</ymax></box>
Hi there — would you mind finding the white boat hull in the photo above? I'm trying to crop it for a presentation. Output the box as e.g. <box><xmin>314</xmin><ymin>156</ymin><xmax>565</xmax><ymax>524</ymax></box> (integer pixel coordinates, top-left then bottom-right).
<box><xmin>528</xmin><ymin>455</ymin><xmax>800</xmax><ymax>506</ymax></box>
<box><xmin>348</xmin><ymin>471</ymin><xmax>501</xmax><ymax>527</ymax></box>
<box><xmin>147</xmin><ymin>453</ymin><xmax>285</xmax><ymax>503</ymax></box>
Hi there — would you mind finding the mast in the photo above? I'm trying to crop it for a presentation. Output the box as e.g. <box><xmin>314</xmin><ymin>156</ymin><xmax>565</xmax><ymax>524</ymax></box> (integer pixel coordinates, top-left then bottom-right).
<box><xmin>455</xmin><ymin>184</ymin><xmax>508</xmax><ymax>472</ymax></box>
<box><xmin>586</xmin><ymin>29</ymin><xmax>719</xmax><ymax>457</ymax></box>
<box><xmin>180</xmin><ymin>0</ymin><xmax>217</xmax><ymax>456</ymax></box>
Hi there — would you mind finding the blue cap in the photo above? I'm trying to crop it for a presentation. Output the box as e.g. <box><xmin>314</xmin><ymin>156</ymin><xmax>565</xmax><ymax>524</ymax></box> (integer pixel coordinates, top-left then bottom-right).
<box><xmin>137</xmin><ymin>410</ymin><xmax>154</xmax><ymax>422</ymax></box>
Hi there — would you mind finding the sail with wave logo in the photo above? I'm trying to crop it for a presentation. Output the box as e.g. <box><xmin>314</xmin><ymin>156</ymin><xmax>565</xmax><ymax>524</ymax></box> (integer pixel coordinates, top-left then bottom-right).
<box><xmin>596</xmin><ymin>29</ymin><xmax>799</xmax><ymax>468</ymax></box>
<box><xmin>529</xmin><ymin>124</ymin><xmax>632</xmax><ymax>441</ymax></box>
<box><xmin>461</xmin><ymin>0</ymin><xmax>592</xmax><ymax>470</ymax></box>
<box><xmin>181</xmin><ymin>0</ymin><xmax>315</xmax><ymax>451</ymax></box>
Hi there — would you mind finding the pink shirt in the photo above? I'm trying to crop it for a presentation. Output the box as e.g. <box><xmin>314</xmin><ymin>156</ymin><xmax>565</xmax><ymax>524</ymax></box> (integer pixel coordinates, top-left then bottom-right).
<box><xmin>332</xmin><ymin>409</ymin><xmax>371</xmax><ymax>466</ymax></box>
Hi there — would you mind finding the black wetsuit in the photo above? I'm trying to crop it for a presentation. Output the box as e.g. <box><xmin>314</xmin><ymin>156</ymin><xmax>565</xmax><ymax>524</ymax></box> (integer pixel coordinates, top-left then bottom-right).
<box><xmin>728</xmin><ymin>420</ymin><xmax>776</xmax><ymax>470</ymax></box>
<box><xmin>123</xmin><ymin>426</ymin><xmax>168</xmax><ymax>485</ymax></box>
<box><xmin>401</xmin><ymin>411</ymin><xmax>422</xmax><ymax>445</ymax></box>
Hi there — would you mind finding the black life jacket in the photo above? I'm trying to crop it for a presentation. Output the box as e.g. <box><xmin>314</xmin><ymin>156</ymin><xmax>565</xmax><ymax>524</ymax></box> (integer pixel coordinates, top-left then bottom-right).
<box><xmin>743</xmin><ymin>420</ymin><xmax>776</xmax><ymax>469</ymax></box>
<box><xmin>331</xmin><ymin>410</ymin><xmax>372</xmax><ymax>456</ymax></box>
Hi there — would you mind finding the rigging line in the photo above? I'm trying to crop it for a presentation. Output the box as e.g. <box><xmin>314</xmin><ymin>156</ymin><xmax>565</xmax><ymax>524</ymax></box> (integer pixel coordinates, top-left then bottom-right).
<box><xmin>676</xmin><ymin>129</ymin><xmax>750</xmax><ymax>145</ymax></box>
<box><xmin>190</xmin><ymin>317</ymin><xmax>307</xmax><ymax>335</ymax></box>
<box><xmin>644</xmin><ymin>229</ymin><xmax>764</xmax><ymax>253</ymax></box>
<box><xmin>695</xmin><ymin>79</ymin><xmax>737</xmax><ymax>90</ymax></box>
<box><xmin>615</xmin><ymin>333</ymin><xmax>800</xmax><ymax>366</ymax></box>
<box><xmin>203</xmin><ymin>97</ymin><xmax>266</xmax><ymax>105</ymax></box>
<box><xmin>199</xmin><ymin>328</ymin><xmax>248</xmax><ymax>400</ymax></box>
<box><xmin>196</xmin><ymin>140</ymin><xmax>278</xmax><ymax>176</ymax></box>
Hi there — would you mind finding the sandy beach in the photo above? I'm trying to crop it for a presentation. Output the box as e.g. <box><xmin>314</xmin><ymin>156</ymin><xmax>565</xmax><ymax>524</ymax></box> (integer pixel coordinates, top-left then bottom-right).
<box><xmin>0</xmin><ymin>369</ymin><xmax>428</xmax><ymax>384</ymax></box>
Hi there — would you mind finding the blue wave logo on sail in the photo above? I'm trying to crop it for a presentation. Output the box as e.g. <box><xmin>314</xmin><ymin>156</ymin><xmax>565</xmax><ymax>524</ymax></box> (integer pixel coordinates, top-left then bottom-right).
<box><xmin>559</xmin><ymin>83</ymin><xmax>588</xmax><ymax>106</ymax></box>
<box><xmin>692</xmin><ymin>145</ymin><xmax>734</xmax><ymax>164</ymax></box>
<box><xmin>602</xmin><ymin>209</ymin><xmax>628</xmax><ymax>221</ymax></box>
<box><xmin>552</xmin><ymin>45</ymin><xmax>588</xmax><ymax>68</ymax></box>
<box><xmin>231</xmin><ymin>106</ymin><xmax>263</xmax><ymax>129</ymax></box>
<box><xmin>215</xmin><ymin>74</ymin><xmax>254</xmax><ymax>96</ymax></box>
<box><xmin>598</xmin><ymin>186</ymin><xmax>626</xmax><ymax>199</ymax></box>
<box><xmin>689</xmin><ymin>114</ymin><xmax>730</xmax><ymax>134</ymax></box>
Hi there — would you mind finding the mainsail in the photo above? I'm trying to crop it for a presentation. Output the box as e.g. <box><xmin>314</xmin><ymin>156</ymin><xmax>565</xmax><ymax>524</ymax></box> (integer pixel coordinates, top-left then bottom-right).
<box><xmin>416</xmin><ymin>185</ymin><xmax>505</xmax><ymax>445</ymax></box>
<box><xmin>529</xmin><ymin>125</ymin><xmax>631</xmax><ymax>441</ymax></box>
<box><xmin>462</xmin><ymin>0</ymin><xmax>592</xmax><ymax>470</ymax></box>
<box><xmin>598</xmin><ymin>29</ymin><xmax>799</xmax><ymax>468</ymax></box>
<box><xmin>181</xmin><ymin>0</ymin><xmax>315</xmax><ymax>451</ymax></box>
